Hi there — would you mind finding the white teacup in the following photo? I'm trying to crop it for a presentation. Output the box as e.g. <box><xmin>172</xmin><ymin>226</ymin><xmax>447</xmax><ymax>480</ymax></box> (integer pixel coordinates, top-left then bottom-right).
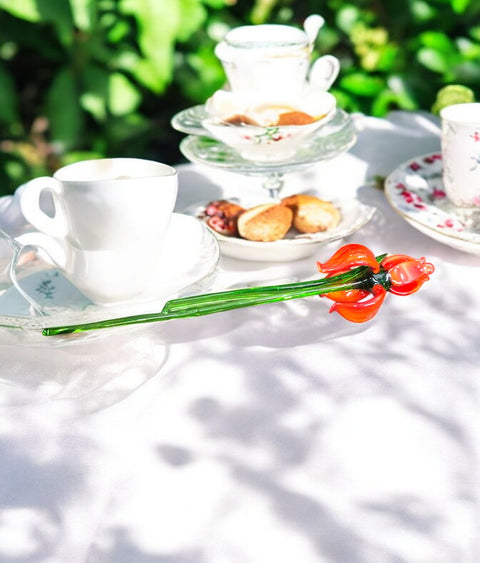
<box><xmin>16</xmin><ymin>158</ymin><xmax>178</xmax><ymax>304</ymax></box>
<box><xmin>215</xmin><ymin>22</ymin><xmax>340</xmax><ymax>98</ymax></box>
<box><xmin>441</xmin><ymin>103</ymin><xmax>480</xmax><ymax>207</ymax></box>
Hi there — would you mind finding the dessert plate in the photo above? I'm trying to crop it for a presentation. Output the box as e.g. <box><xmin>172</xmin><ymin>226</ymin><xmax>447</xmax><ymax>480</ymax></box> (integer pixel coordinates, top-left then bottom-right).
<box><xmin>0</xmin><ymin>213</ymin><xmax>219</xmax><ymax>343</ymax></box>
<box><xmin>187</xmin><ymin>199</ymin><xmax>375</xmax><ymax>261</ymax></box>
<box><xmin>385</xmin><ymin>153</ymin><xmax>480</xmax><ymax>255</ymax></box>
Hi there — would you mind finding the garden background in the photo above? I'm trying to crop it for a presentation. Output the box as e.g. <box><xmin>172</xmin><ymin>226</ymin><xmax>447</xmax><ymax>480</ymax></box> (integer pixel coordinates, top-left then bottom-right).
<box><xmin>0</xmin><ymin>0</ymin><xmax>478</xmax><ymax>195</ymax></box>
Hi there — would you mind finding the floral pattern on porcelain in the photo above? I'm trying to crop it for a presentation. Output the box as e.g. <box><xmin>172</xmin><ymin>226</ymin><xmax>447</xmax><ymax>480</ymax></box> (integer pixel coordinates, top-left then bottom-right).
<box><xmin>242</xmin><ymin>126</ymin><xmax>293</xmax><ymax>145</ymax></box>
<box><xmin>385</xmin><ymin>152</ymin><xmax>480</xmax><ymax>255</ymax></box>
<box><xmin>442</xmin><ymin>119</ymin><xmax>480</xmax><ymax>207</ymax></box>
<box><xmin>386</xmin><ymin>153</ymin><xmax>470</xmax><ymax>232</ymax></box>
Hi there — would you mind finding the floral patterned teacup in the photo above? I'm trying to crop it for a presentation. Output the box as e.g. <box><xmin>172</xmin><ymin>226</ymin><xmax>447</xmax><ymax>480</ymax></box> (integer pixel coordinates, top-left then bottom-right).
<box><xmin>441</xmin><ymin>102</ymin><xmax>480</xmax><ymax>207</ymax></box>
<box><xmin>202</xmin><ymin>89</ymin><xmax>337</xmax><ymax>162</ymax></box>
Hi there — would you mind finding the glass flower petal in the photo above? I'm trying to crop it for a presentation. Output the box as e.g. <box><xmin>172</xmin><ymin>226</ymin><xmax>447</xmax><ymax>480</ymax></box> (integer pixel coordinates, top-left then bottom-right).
<box><xmin>317</xmin><ymin>244</ymin><xmax>380</xmax><ymax>275</ymax></box>
<box><xmin>329</xmin><ymin>285</ymin><xmax>387</xmax><ymax>323</ymax></box>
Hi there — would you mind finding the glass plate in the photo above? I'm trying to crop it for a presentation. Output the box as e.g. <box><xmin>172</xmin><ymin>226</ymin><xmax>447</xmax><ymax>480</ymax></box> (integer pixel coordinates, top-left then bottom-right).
<box><xmin>0</xmin><ymin>214</ymin><xmax>219</xmax><ymax>344</ymax></box>
<box><xmin>385</xmin><ymin>152</ymin><xmax>480</xmax><ymax>255</ymax></box>
<box><xmin>171</xmin><ymin>104</ymin><xmax>210</xmax><ymax>136</ymax></box>
<box><xmin>186</xmin><ymin>199</ymin><xmax>376</xmax><ymax>262</ymax></box>
<box><xmin>177</xmin><ymin>108</ymin><xmax>357</xmax><ymax>175</ymax></box>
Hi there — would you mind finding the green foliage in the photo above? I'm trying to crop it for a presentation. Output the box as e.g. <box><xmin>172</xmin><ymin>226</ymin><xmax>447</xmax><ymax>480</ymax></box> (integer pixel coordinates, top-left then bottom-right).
<box><xmin>0</xmin><ymin>0</ymin><xmax>229</xmax><ymax>193</ymax></box>
<box><xmin>0</xmin><ymin>0</ymin><xmax>479</xmax><ymax>195</ymax></box>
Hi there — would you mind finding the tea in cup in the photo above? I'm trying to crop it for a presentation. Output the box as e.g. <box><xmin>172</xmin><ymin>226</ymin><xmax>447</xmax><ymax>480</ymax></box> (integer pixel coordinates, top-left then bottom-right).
<box><xmin>16</xmin><ymin>158</ymin><xmax>178</xmax><ymax>304</ymax></box>
<box><xmin>214</xmin><ymin>20</ymin><xmax>340</xmax><ymax>98</ymax></box>
<box><xmin>441</xmin><ymin>103</ymin><xmax>480</xmax><ymax>207</ymax></box>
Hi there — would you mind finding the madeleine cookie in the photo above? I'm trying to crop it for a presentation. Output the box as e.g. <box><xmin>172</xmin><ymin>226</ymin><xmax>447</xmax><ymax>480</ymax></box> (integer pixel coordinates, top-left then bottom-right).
<box><xmin>281</xmin><ymin>194</ymin><xmax>340</xmax><ymax>233</ymax></box>
<box><xmin>237</xmin><ymin>203</ymin><xmax>293</xmax><ymax>242</ymax></box>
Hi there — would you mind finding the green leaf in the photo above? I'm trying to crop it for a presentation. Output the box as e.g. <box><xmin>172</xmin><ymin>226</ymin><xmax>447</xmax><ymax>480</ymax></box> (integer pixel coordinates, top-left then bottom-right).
<box><xmin>0</xmin><ymin>63</ymin><xmax>19</xmax><ymax>125</ymax></box>
<box><xmin>0</xmin><ymin>0</ymin><xmax>75</xmax><ymax>45</ymax></box>
<box><xmin>410</xmin><ymin>0</ymin><xmax>438</xmax><ymax>22</ymax></box>
<box><xmin>46</xmin><ymin>67</ymin><xmax>83</xmax><ymax>150</ymax></box>
<box><xmin>453</xmin><ymin>60</ymin><xmax>480</xmax><ymax>83</ymax></box>
<box><xmin>375</xmin><ymin>44</ymin><xmax>399</xmax><ymax>72</ymax></box>
<box><xmin>176</xmin><ymin>0</ymin><xmax>208</xmax><ymax>41</ymax></box>
<box><xmin>119</xmin><ymin>0</ymin><xmax>178</xmax><ymax>90</ymax></box>
<box><xmin>419</xmin><ymin>31</ymin><xmax>455</xmax><ymax>54</ymax></box>
<box><xmin>340</xmin><ymin>73</ymin><xmax>385</xmax><ymax>96</ymax></box>
<box><xmin>457</xmin><ymin>37</ymin><xmax>480</xmax><ymax>59</ymax></box>
<box><xmin>0</xmin><ymin>152</ymin><xmax>30</xmax><ymax>195</ymax></box>
<box><xmin>0</xmin><ymin>0</ymin><xmax>40</xmax><ymax>21</ymax></box>
<box><xmin>470</xmin><ymin>26</ymin><xmax>480</xmax><ymax>42</ymax></box>
<box><xmin>69</xmin><ymin>0</ymin><xmax>95</xmax><ymax>32</ymax></box>
<box><xmin>371</xmin><ymin>89</ymin><xmax>417</xmax><ymax>116</ymax></box>
<box><xmin>119</xmin><ymin>0</ymin><xmax>208</xmax><ymax>92</ymax></box>
<box><xmin>180</xmin><ymin>46</ymin><xmax>226</xmax><ymax>101</ymax></box>
<box><xmin>81</xmin><ymin>64</ymin><xmax>109</xmax><ymax>121</ymax></box>
<box><xmin>201</xmin><ymin>0</ymin><xmax>228</xmax><ymax>7</ymax></box>
<box><xmin>315</xmin><ymin>27</ymin><xmax>341</xmax><ymax>53</ymax></box>
<box><xmin>105</xmin><ymin>114</ymin><xmax>150</xmax><ymax>146</ymax></box>
<box><xmin>107</xmin><ymin>20</ymin><xmax>130</xmax><ymax>43</ymax></box>
<box><xmin>452</xmin><ymin>0</ymin><xmax>471</xmax><ymax>13</ymax></box>
<box><xmin>131</xmin><ymin>59</ymin><xmax>169</xmax><ymax>93</ymax></box>
<box><xmin>39</xmin><ymin>0</ymin><xmax>75</xmax><ymax>45</ymax></box>
<box><xmin>417</xmin><ymin>47</ymin><xmax>449</xmax><ymax>73</ymax></box>
<box><xmin>328</xmin><ymin>88</ymin><xmax>362</xmax><ymax>113</ymax></box>
<box><xmin>108</xmin><ymin>72</ymin><xmax>142</xmax><ymax>116</ymax></box>
<box><xmin>336</xmin><ymin>5</ymin><xmax>361</xmax><ymax>34</ymax></box>
<box><xmin>62</xmin><ymin>150</ymin><xmax>105</xmax><ymax>165</ymax></box>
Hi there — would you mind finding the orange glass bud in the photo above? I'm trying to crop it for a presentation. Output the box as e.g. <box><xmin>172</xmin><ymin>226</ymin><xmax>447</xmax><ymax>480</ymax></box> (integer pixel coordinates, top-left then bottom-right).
<box><xmin>317</xmin><ymin>244</ymin><xmax>380</xmax><ymax>275</ymax></box>
<box><xmin>322</xmin><ymin>288</ymin><xmax>371</xmax><ymax>303</ymax></box>
<box><xmin>382</xmin><ymin>255</ymin><xmax>435</xmax><ymax>296</ymax></box>
<box><xmin>329</xmin><ymin>285</ymin><xmax>387</xmax><ymax>323</ymax></box>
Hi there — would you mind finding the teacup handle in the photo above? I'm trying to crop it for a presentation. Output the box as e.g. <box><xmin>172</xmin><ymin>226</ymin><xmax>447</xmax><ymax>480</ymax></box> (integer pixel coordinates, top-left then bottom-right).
<box><xmin>308</xmin><ymin>55</ymin><xmax>340</xmax><ymax>91</ymax></box>
<box><xmin>0</xmin><ymin>227</ymin><xmax>47</xmax><ymax>316</ymax></box>
<box><xmin>14</xmin><ymin>231</ymin><xmax>66</xmax><ymax>271</ymax></box>
<box><xmin>18</xmin><ymin>177</ymin><xmax>69</xmax><ymax>238</ymax></box>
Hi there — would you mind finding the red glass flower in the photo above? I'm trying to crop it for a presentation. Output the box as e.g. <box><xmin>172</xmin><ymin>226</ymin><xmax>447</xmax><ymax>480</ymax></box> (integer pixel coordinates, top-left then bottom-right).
<box><xmin>317</xmin><ymin>244</ymin><xmax>435</xmax><ymax>323</ymax></box>
<box><xmin>43</xmin><ymin>244</ymin><xmax>435</xmax><ymax>335</ymax></box>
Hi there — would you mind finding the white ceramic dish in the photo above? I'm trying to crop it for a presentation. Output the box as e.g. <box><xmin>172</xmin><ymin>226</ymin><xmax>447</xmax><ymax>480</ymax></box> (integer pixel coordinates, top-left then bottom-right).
<box><xmin>385</xmin><ymin>152</ymin><xmax>480</xmax><ymax>255</ymax></box>
<box><xmin>187</xmin><ymin>199</ymin><xmax>375</xmax><ymax>262</ymax></box>
<box><xmin>202</xmin><ymin>90</ymin><xmax>337</xmax><ymax>162</ymax></box>
<box><xmin>0</xmin><ymin>213</ymin><xmax>219</xmax><ymax>343</ymax></box>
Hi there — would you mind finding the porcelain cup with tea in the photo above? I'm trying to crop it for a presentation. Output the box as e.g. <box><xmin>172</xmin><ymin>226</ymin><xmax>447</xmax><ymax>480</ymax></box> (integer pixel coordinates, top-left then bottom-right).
<box><xmin>16</xmin><ymin>158</ymin><xmax>178</xmax><ymax>304</ymax></box>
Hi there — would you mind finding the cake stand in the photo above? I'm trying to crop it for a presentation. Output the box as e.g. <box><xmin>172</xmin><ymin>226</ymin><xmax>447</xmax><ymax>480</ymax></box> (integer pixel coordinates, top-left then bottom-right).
<box><xmin>171</xmin><ymin>106</ymin><xmax>357</xmax><ymax>199</ymax></box>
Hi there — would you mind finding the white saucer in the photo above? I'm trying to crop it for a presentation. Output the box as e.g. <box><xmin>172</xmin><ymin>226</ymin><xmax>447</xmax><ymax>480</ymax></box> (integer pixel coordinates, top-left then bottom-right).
<box><xmin>187</xmin><ymin>199</ymin><xmax>376</xmax><ymax>262</ymax></box>
<box><xmin>0</xmin><ymin>213</ymin><xmax>219</xmax><ymax>341</ymax></box>
<box><xmin>385</xmin><ymin>153</ymin><xmax>480</xmax><ymax>255</ymax></box>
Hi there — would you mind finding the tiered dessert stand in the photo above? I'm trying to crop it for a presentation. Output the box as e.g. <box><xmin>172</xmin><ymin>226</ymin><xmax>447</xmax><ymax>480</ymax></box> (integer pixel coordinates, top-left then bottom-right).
<box><xmin>171</xmin><ymin>104</ymin><xmax>358</xmax><ymax>200</ymax></box>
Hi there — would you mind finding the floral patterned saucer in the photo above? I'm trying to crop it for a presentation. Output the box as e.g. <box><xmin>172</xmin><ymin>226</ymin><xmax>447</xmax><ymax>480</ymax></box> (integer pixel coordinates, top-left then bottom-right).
<box><xmin>385</xmin><ymin>152</ymin><xmax>480</xmax><ymax>255</ymax></box>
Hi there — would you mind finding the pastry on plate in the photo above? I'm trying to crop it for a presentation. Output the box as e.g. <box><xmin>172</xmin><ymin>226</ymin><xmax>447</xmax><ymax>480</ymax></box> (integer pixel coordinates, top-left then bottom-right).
<box><xmin>203</xmin><ymin>199</ymin><xmax>245</xmax><ymax>236</ymax></box>
<box><xmin>237</xmin><ymin>203</ymin><xmax>293</xmax><ymax>242</ymax></box>
<box><xmin>281</xmin><ymin>194</ymin><xmax>340</xmax><ymax>233</ymax></box>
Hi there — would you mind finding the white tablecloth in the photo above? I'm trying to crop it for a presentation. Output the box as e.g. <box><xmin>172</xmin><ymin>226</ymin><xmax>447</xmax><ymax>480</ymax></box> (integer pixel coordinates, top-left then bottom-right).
<box><xmin>1</xmin><ymin>111</ymin><xmax>480</xmax><ymax>563</ymax></box>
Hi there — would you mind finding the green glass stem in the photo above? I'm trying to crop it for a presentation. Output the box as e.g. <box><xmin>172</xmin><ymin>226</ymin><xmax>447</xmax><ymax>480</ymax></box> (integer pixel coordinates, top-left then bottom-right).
<box><xmin>42</xmin><ymin>258</ymin><xmax>389</xmax><ymax>336</ymax></box>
